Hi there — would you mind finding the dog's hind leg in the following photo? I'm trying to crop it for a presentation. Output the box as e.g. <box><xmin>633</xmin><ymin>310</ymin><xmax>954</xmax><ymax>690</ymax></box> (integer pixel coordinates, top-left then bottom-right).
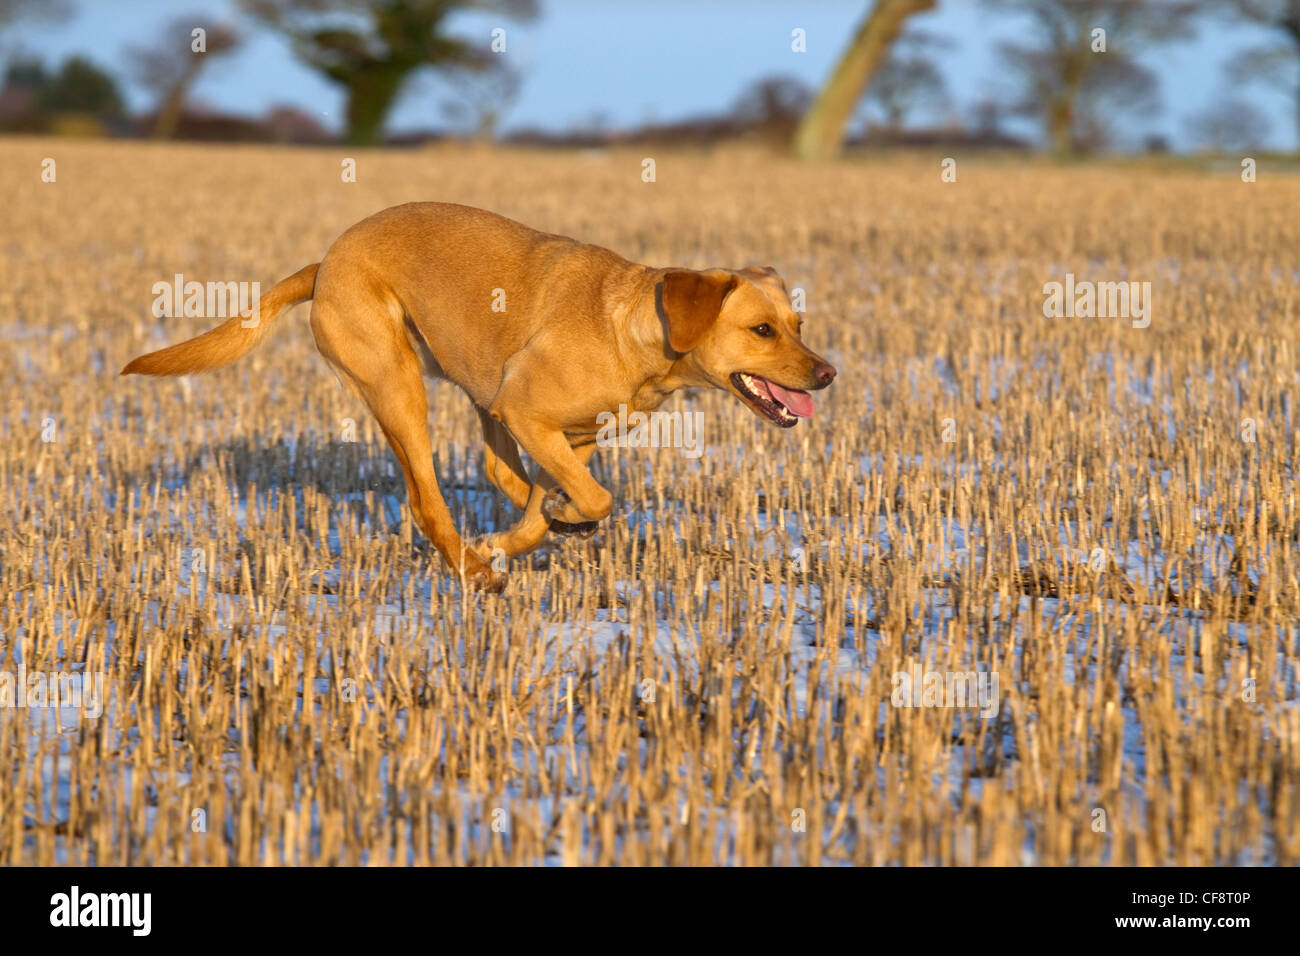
<box><xmin>310</xmin><ymin>291</ymin><xmax>505</xmax><ymax>592</ymax></box>
<box><xmin>477</xmin><ymin>409</ymin><xmax>532</xmax><ymax>510</ymax></box>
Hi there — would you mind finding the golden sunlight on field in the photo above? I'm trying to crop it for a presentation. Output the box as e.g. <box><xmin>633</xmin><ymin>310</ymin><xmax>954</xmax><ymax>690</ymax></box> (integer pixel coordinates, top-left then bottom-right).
<box><xmin>1</xmin><ymin>138</ymin><xmax>1297</xmax><ymax>864</ymax></box>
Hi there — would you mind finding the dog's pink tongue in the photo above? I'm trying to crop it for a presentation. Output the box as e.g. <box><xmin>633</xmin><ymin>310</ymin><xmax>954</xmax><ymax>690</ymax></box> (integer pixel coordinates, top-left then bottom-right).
<box><xmin>767</xmin><ymin>381</ymin><xmax>815</xmax><ymax>418</ymax></box>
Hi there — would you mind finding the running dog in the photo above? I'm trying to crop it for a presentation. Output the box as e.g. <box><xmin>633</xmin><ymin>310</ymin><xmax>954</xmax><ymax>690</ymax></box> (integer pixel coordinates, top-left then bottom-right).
<box><xmin>122</xmin><ymin>202</ymin><xmax>837</xmax><ymax>591</ymax></box>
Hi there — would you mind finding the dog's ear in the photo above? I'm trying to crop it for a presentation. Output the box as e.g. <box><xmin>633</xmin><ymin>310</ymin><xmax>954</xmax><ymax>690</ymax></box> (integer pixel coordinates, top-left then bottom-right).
<box><xmin>741</xmin><ymin>265</ymin><xmax>786</xmax><ymax>287</ymax></box>
<box><xmin>661</xmin><ymin>269</ymin><xmax>738</xmax><ymax>353</ymax></box>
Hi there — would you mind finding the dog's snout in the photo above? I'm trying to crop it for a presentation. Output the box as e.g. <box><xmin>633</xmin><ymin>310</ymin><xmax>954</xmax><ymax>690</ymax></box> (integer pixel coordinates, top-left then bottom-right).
<box><xmin>813</xmin><ymin>361</ymin><xmax>837</xmax><ymax>386</ymax></box>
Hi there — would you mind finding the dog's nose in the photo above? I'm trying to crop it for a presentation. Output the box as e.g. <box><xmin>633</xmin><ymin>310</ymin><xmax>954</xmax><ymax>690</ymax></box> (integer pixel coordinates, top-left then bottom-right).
<box><xmin>813</xmin><ymin>362</ymin><xmax>837</xmax><ymax>386</ymax></box>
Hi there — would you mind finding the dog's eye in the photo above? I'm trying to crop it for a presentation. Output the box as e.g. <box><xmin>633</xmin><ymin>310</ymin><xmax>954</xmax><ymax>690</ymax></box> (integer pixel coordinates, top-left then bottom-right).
<box><xmin>751</xmin><ymin>324</ymin><xmax>775</xmax><ymax>338</ymax></box>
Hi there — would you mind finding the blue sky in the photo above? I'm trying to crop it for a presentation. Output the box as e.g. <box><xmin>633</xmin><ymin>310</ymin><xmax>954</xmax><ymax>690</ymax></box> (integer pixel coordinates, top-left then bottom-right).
<box><xmin>6</xmin><ymin>0</ymin><xmax>1297</xmax><ymax>151</ymax></box>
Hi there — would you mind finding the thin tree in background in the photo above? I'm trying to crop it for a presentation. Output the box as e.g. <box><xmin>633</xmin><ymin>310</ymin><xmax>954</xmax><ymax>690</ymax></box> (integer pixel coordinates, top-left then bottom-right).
<box><xmin>986</xmin><ymin>0</ymin><xmax>1200</xmax><ymax>155</ymax></box>
<box><xmin>859</xmin><ymin>29</ymin><xmax>950</xmax><ymax>134</ymax></box>
<box><xmin>128</xmin><ymin>15</ymin><xmax>240</xmax><ymax>140</ymax></box>
<box><xmin>441</xmin><ymin>59</ymin><xmax>521</xmax><ymax>142</ymax></box>
<box><xmin>243</xmin><ymin>0</ymin><xmax>536</xmax><ymax>147</ymax></box>
<box><xmin>793</xmin><ymin>0</ymin><xmax>938</xmax><ymax>160</ymax></box>
<box><xmin>1218</xmin><ymin>0</ymin><xmax>1300</xmax><ymax>153</ymax></box>
<box><xmin>1184</xmin><ymin>95</ymin><xmax>1270</xmax><ymax>150</ymax></box>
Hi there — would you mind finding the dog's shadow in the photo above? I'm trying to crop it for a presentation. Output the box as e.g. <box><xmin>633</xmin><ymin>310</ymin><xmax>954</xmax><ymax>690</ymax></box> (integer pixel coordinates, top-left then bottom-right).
<box><xmin>131</xmin><ymin>432</ymin><xmax>522</xmax><ymax>558</ymax></box>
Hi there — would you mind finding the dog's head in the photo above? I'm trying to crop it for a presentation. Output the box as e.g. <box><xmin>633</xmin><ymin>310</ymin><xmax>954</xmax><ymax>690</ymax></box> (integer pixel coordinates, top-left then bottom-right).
<box><xmin>658</xmin><ymin>267</ymin><xmax>836</xmax><ymax>427</ymax></box>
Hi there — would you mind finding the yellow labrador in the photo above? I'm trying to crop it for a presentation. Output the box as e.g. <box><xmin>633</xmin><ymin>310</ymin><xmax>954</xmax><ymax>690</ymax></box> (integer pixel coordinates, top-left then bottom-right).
<box><xmin>123</xmin><ymin>203</ymin><xmax>836</xmax><ymax>591</ymax></box>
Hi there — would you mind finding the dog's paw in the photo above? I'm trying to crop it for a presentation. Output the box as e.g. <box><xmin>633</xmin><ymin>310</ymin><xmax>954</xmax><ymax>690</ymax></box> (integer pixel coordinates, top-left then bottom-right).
<box><xmin>541</xmin><ymin>487</ymin><xmax>579</xmax><ymax>523</ymax></box>
<box><xmin>548</xmin><ymin>517</ymin><xmax>599</xmax><ymax>538</ymax></box>
<box><xmin>543</xmin><ymin>486</ymin><xmax>608</xmax><ymax>526</ymax></box>
<box><xmin>464</xmin><ymin>565</ymin><xmax>508</xmax><ymax>594</ymax></box>
<box><xmin>541</xmin><ymin>486</ymin><xmax>567</xmax><ymax>515</ymax></box>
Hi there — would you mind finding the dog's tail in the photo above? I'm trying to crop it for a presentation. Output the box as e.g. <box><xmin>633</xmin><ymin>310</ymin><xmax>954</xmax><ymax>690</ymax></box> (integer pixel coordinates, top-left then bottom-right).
<box><xmin>121</xmin><ymin>263</ymin><xmax>319</xmax><ymax>377</ymax></box>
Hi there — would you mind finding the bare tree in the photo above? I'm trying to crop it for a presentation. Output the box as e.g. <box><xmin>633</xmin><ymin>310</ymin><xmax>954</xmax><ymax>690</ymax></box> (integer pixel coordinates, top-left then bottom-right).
<box><xmin>243</xmin><ymin>0</ymin><xmax>536</xmax><ymax>146</ymax></box>
<box><xmin>733</xmin><ymin>74</ymin><xmax>815</xmax><ymax>125</ymax></box>
<box><xmin>128</xmin><ymin>15</ymin><xmax>240</xmax><ymax>140</ymax></box>
<box><xmin>972</xmin><ymin>95</ymin><xmax>1005</xmax><ymax>137</ymax></box>
<box><xmin>441</xmin><ymin>60</ymin><xmax>521</xmax><ymax>141</ymax></box>
<box><xmin>1216</xmin><ymin>1</ymin><xmax>1300</xmax><ymax>153</ymax></box>
<box><xmin>1064</xmin><ymin>51</ymin><xmax>1162</xmax><ymax>151</ymax></box>
<box><xmin>0</xmin><ymin>0</ymin><xmax>69</xmax><ymax>28</ymax></box>
<box><xmin>859</xmin><ymin>29</ymin><xmax>950</xmax><ymax>133</ymax></box>
<box><xmin>732</xmin><ymin>74</ymin><xmax>814</xmax><ymax>145</ymax></box>
<box><xmin>985</xmin><ymin>0</ymin><xmax>1200</xmax><ymax>155</ymax></box>
<box><xmin>793</xmin><ymin>0</ymin><xmax>938</xmax><ymax>160</ymax></box>
<box><xmin>0</xmin><ymin>0</ymin><xmax>71</xmax><ymax>65</ymax></box>
<box><xmin>1184</xmin><ymin>95</ymin><xmax>1270</xmax><ymax>150</ymax></box>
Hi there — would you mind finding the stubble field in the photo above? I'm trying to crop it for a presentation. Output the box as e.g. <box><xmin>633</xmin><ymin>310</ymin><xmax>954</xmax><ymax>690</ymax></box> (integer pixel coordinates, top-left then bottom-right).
<box><xmin>1</xmin><ymin>138</ymin><xmax>1297</xmax><ymax>865</ymax></box>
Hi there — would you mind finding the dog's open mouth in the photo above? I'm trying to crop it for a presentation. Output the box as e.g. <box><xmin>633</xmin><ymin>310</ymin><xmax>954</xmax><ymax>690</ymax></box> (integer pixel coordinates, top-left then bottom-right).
<box><xmin>730</xmin><ymin>372</ymin><xmax>815</xmax><ymax>427</ymax></box>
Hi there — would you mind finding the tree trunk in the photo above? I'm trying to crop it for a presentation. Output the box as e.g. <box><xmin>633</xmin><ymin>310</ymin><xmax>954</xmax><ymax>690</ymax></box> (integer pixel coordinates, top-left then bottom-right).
<box><xmin>792</xmin><ymin>0</ymin><xmax>936</xmax><ymax>161</ymax></box>
<box><xmin>887</xmin><ymin>102</ymin><xmax>904</xmax><ymax>133</ymax></box>
<box><xmin>1049</xmin><ymin>96</ymin><xmax>1073</xmax><ymax>156</ymax></box>
<box><xmin>343</xmin><ymin>65</ymin><xmax>409</xmax><ymax>146</ymax></box>
<box><xmin>151</xmin><ymin>61</ymin><xmax>201</xmax><ymax>140</ymax></box>
<box><xmin>1049</xmin><ymin>53</ymin><xmax>1088</xmax><ymax>158</ymax></box>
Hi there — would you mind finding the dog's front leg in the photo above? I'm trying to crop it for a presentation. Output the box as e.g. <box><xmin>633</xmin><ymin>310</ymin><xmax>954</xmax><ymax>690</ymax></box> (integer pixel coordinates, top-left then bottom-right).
<box><xmin>476</xmin><ymin>408</ymin><xmax>532</xmax><ymax>510</ymax></box>
<box><xmin>545</xmin><ymin>438</ymin><xmax>601</xmax><ymax>537</ymax></box>
<box><xmin>470</xmin><ymin>440</ymin><xmax>599</xmax><ymax>560</ymax></box>
<box><xmin>492</xmin><ymin>412</ymin><xmax>613</xmax><ymax>526</ymax></box>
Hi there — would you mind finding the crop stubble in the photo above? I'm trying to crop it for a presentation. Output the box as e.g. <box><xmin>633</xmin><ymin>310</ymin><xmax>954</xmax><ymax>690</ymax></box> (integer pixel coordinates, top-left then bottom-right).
<box><xmin>0</xmin><ymin>139</ymin><xmax>1297</xmax><ymax>864</ymax></box>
